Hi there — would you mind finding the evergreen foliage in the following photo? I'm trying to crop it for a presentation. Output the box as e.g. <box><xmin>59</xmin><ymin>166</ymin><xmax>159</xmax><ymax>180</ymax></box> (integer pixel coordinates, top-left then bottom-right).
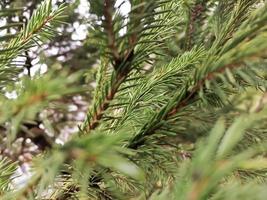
<box><xmin>0</xmin><ymin>0</ymin><xmax>267</xmax><ymax>199</ymax></box>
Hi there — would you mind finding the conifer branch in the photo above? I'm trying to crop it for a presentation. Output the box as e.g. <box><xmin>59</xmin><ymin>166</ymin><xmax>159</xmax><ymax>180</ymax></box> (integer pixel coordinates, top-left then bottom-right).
<box><xmin>166</xmin><ymin>62</ymin><xmax>243</xmax><ymax>118</ymax></box>
<box><xmin>84</xmin><ymin>1</ymin><xmax>179</xmax><ymax>133</ymax></box>
<box><xmin>84</xmin><ymin>1</ymin><xmax>148</xmax><ymax>132</ymax></box>
<box><xmin>2</xmin><ymin>1</ymin><xmax>267</xmax><ymax>199</ymax></box>
<box><xmin>128</xmin><ymin>52</ymin><xmax>266</xmax><ymax>149</ymax></box>
<box><xmin>87</xmin><ymin>69</ymin><xmax>131</xmax><ymax>130</ymax></box>
<box><xmin>126</xmin><ymin>3</ymin><xmax>267</xmax><ymax>150</ymax></box>
<box><xmin>21</xmin><ymin>16</ymin><xmax>53</xmax><ymax>44</ymax></box>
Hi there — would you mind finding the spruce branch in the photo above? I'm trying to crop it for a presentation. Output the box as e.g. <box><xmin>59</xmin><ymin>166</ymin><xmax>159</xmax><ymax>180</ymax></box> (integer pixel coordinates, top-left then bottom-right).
<box><xmin>2</xmin><ymin>1</ymin><xmax>267</xmax><ymax>199</ymax></box>
<box><xmin>128</xmin><ymin>49</ymin><xmax>267</xmax><ymax>149</ymax></box>
<box><xmin>0</xmin><ymin>157</ymin><xmax>17</xmax><ymax>193</ymax></box>
<box><xmin>127</xmin><ymin>3</ymin><xmax>267</xmax><ymax>149</ymax></box>
<box><xmin>166</xmin><ymin>61</ymin><xmax>245</xmax><ymax>118</ymax></box>
<box><xmin>84</xmin><ymin>0</ymin><xmax>177</xmax><ymax>132</ymax></box>
<box><xmin>86</xmin><ymin>67</ymin><xmax>132</xmax><ymax>130</ymax></box>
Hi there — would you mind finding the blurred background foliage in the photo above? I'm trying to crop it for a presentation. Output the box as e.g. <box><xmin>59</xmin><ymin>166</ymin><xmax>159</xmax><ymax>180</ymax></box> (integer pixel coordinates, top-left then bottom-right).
<box><xmin>0</xmin><ymin>0</ymin><xmax>97</xmax><ymax>163</ymax></box>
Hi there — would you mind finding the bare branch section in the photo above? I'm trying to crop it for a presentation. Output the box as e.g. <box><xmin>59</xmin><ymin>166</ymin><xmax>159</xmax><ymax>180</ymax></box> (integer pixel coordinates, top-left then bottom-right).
<box><xmin>103</xmin><ymin>0</ymin><xmax>120</xmax><ymax>64</ymax></box>
<box><xmin>185</xmin><ymin>3</ymin><xmax>205</xmax><ymax>50</ymax></box>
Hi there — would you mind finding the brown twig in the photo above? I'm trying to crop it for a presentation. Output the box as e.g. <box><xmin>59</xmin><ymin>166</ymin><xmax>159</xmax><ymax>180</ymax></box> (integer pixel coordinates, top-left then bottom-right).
<box><xmin>185</xmin><ymin>3</ymin><xmax>205</xmax><ymax>50</ymax></box>
<box><xmin>103</xmin><ymin>0</ymin><xmax>120</xmax><ymax>64</ymax></box>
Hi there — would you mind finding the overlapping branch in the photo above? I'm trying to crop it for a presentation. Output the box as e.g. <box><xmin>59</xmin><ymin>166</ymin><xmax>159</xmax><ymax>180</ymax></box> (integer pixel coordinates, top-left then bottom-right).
<box><xmin>126</xmin><ymin>3</ymin><xmax>267</xmax><ymax>149</ymax></box>
<box><xmin>128</xmin><ymin>54</ymin><xmax>266</xmax><ymax>149</ymax></box>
